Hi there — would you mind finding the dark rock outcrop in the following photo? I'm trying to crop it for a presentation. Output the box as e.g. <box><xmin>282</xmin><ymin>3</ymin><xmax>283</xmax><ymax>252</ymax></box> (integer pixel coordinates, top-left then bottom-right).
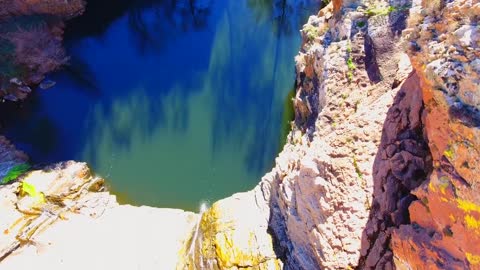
<box><xmin>359</xmin><ymin>71</ymin><xmax>432</xmax><ymax>269</ymax></box>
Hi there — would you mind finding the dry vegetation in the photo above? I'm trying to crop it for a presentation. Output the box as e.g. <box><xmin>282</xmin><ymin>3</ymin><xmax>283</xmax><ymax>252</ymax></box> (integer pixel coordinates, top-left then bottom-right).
<box><xmin>6</xmin><ymin>26</ymin><xmax>68</xmax><ymax>76</ymax></box>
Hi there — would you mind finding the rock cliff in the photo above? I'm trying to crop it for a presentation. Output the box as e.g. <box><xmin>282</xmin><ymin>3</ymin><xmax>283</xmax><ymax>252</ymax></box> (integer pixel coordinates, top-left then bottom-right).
<box><xmin>0</xmin><ymin>0</ymin><xmax>85</xmax><ymax>102</ymax></box>
<box><xmin>179</xmin><ymin>0</ymin><xmax>480</xmax><ymax>268</ymax></box>
<box><xmin>269</xmin><ymin>0</ymin><xmax>480</xmax><ymax>268</ymax></box>
<box><xmin>1</xmin><ymin>0</ymin><xmax>479</xmax><ymax>269</ymax></box>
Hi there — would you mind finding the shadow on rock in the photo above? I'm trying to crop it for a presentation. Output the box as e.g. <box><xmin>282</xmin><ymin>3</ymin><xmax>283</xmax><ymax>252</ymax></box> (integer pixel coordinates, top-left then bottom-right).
<box><xmin>357</xmin><ymin>71</ymin><xmax>433</xmax><ymax>269</ymax></box>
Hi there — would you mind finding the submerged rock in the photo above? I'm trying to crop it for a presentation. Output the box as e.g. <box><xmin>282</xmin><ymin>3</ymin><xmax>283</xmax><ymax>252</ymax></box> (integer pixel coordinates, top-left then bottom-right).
<box><xmin>39</xmin><ymin>80</ymin><xmax>56</xmax><ymax>90</ymax></box>
<box><xmin>17</xmin><ymin>86</ymin><xmax>31</xmax><ymax>93</ymax></box>
<box><xmin>2</xmin><ymin>95</ymin><xmax>18</xmax><ymax>102</ymax></box>
<box><xmin>8</xmin><ymin>78</ymin><xmax>23</xmax><ymax>86</ymax></box>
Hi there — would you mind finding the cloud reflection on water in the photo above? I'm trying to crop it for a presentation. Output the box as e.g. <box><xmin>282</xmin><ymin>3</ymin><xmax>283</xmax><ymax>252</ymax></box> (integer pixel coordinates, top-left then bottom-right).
<box><xmin>4</xmin><ymin>0</ymin><xmax>320</xmax><ymax>210</ymax></box>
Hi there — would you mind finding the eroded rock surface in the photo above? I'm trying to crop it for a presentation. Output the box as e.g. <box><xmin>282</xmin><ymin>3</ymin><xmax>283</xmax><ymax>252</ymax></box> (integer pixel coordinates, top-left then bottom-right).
<box><xmin>267</xmin><ymin>0</ymin><xmax>419</xmax><ymax>268</ymax></box>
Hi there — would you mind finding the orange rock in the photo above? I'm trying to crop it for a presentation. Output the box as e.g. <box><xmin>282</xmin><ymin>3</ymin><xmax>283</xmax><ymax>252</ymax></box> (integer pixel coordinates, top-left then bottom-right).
<box><xmin>391</xmin><ymin>1</ymin><xmax>480</xmax><ymax>268</ymax></box>
<box><xmin>333</xmin><ymin>0</ymin><xmax>343</xmax><ymax>14</ymax></box>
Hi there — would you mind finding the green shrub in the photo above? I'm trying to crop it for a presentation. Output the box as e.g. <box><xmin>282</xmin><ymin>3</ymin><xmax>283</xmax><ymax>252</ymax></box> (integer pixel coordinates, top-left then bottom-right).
<box><xmin>356</xmin><ymin>21</ymin><xmax>366</xmax><ymax>28</ymax></box>
<box><xmin>347</xmin><ymin>71</ymin><xmax>354</xmax><ymax>82</ymax></box>
<box><xmin>303</xmin><ymin>24</ymin><xmax>320</xmax><ymax>42</ymax></box>
<box><xmin>353</xmin><ymin>157</ymin><xmax>363</xmax><ymax>179</ymax></box>
<box><xmin>346</xmin><ymin>51</ymin><xmax>356</xmax><ymax>83</ymax></box>
<box><xmin>347</xmin><ymin>58</ymin><xmax>356</xmax><ymax>70</ymax></box>
<box><xmin>365</xmin><ymin>6</ymin><xmax>396</xmax><ymax>17</ymax></box>
<box><xmin>2</xmin><ymin>164</ymin><xmax>31</xmax><ymax>184</ymax></box>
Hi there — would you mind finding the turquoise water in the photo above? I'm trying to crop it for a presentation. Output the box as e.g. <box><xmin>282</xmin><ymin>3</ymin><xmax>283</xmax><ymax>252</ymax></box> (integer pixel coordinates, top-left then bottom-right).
<box><xmin>4</xmin><ymin>0</ymin><xmax>319</xmax><ymax>210</ymax></box>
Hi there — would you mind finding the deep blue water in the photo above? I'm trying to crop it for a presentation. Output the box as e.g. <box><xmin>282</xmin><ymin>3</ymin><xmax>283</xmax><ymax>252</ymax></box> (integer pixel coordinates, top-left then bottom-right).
<box><xmin>3</xmin><ymin>0</ymin><xmax>319</xmax><ymax>210</ymax></box>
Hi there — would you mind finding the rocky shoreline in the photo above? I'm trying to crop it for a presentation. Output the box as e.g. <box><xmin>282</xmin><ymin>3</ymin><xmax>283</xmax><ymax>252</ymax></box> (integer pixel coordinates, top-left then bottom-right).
<box><xmin>1</xmin><ymin>0</ymin><xmax>480</xmax><ymax>269</ymax></box>
<box><xmin>0</xmin><ymin>0</ymin><xmax>85</xmax><ymax>102</ymax></box>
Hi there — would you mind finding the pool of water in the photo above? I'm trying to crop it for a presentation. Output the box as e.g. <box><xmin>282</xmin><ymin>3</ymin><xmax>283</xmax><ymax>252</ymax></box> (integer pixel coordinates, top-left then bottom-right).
<box><xmin>3</xmin><ymin>0</ymin><xmax>319</xmax><ymax>211</ymax></box>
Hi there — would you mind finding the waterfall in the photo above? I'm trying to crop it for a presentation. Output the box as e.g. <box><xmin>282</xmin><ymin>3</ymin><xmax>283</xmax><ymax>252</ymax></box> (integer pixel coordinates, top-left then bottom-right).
<box><xmin>187</xmin><ymin>201</ymin><xmax>209</xmax><ymax>266</ymax></box>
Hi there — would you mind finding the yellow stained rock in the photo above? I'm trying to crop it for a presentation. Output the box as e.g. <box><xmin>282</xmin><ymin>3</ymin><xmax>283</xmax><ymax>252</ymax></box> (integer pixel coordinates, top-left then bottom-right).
<box><xmin>179</xmin><ymin>190</ymin><xmax>281</xmax><ymax>270</ymax></box>
<box><xmin>457</xmin><ymin>199</ymin><xmax>480</xmax><ymax>213</ymax></box>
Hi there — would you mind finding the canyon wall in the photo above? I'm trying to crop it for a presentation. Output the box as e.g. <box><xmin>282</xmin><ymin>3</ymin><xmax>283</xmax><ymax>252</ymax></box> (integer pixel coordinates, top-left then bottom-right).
<box><xmin>179</xmin><ymin>0</ymin><xmax>479</xmax><ymax>269</ymax></box>
<box><xmin>1</xmin><ymin>0</ymin><xmax>479</xmax><ymax>269</ymax></box>
<box><xmin>268</xmin><ymin>0</ymin><xmax>480</xmax><ymax>268</ymax></box>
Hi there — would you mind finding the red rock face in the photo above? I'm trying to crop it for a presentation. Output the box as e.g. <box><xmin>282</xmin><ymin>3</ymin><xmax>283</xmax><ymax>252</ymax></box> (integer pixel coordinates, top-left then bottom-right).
<box><xmin>391</xmin><ymin>68</ymin><xmax>480</xmax><ymax>269</ymax></box>
<box><xmin>284</xmin><ymin>0</ymin><xmax>479</xmax><ymax>268</ymax></box>
<box><xmin>324</xmin><ymin>0</ymin><xmax>480</xmax><ymax>268</ymax></box>
<box><xmin>390</xmin><ymin>1</ymin><xmax>480</xmax><ymax>269</ymax></box>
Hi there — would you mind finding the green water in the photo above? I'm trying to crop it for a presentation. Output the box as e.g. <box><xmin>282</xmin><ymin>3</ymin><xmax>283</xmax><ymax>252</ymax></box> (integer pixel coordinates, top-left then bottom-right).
<box><xmin>5</xmin><ymin>0</ymin><xmax>319</xmax><ymax>211</ymax></box>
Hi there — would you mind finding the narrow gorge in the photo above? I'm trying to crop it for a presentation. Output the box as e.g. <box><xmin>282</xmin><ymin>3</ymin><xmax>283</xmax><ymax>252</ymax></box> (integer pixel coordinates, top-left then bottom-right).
<box><xmin>1</xmin><ymin>0</ymin><xmax>479</xmax><ymax>269</ymax></box>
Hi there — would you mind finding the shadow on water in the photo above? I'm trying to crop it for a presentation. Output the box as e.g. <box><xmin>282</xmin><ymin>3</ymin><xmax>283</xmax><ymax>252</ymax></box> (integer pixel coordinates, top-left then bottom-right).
<box><xmin>62</xmin><ymin>57</ymin><xmax>101</xmax><ymax>97</ymax></box>
<box><xmin>2</xmin><ymin>0</ymin><xmax>320</xmax><ymax>210</ymax></box>
<box><xmin>66</xmin><ymin>0</ymin><xmax>213</xmax><ymax>41</ymax></box>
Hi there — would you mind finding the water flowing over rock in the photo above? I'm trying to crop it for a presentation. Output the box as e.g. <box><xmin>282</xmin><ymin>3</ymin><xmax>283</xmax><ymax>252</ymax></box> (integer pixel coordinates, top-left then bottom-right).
<box><xmin>178</xmin><ymin>186</ymin><xmax>281</xmax><ymax>269</ymax></box>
